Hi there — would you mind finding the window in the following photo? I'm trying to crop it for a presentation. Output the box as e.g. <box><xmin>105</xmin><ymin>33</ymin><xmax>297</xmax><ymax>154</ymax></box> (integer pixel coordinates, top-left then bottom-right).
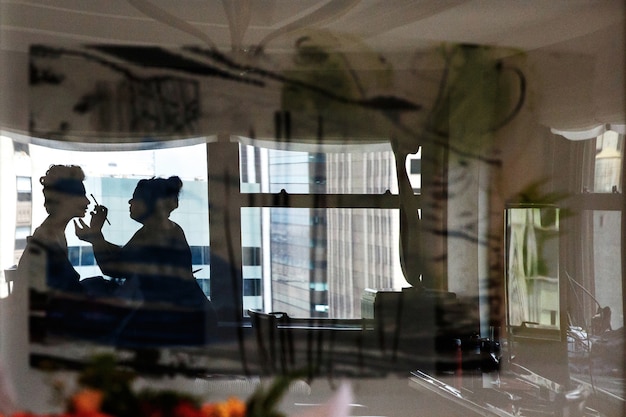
<box><xmin>571</xmin><ymin>131</ymin><xmax>624</xmax><ymax>329</ymax></box>
<box><xmin>589</xmin><ymin>210</ymin><xmax>622</xmax><ymax>329</ymax></box>
<box><xmin>593</xmin><ymin>130</ymin><xmax>623</xmax><ymax>193</ymax></box>
<box><xmin>16</xmin><ymin>176</ymin><xmax>32</xmax><ymax>202</ymax></box>
<box><xmin>242</xmin><ymin>247</ymin><xmax>261</xmax><ymax>266</ymax></box>
<box><xmin>20</xmin><ymin>141</ymin><xmax>212</xmax><ymax>295</ymax></box>
<box><xmin>68</xmin><ymin>247</ymin><xmax>80</xmax><ymax>266</ymax></box>
<box><xmin>243</xmin><ymin>278</ymin><xmax>261</xmax><ymax>296</ymax></box>
<box><xmin>80</xmin><ymin>246</ymin><xmax>95</xmax><ymax>266</ymax></box>
<box><xmin>564</xmin><ymin>130</ymin><xmax>624</xmax><ymax>394</ymax></box>
<box><xmin>580</xmin><ymin>130</ymin><xmax>624</xmax><ymax>194</ymax></box>
<box><xmin>240</xmin><ymin>145</ymin><xmax>401</xmax><ymax>195</ymax></box>
<box><xmin>238</xmin><ymin>142</ymin><xmax>412</xmax><ymax>319</ymax></box>
<box><xmin>15</xmin><ymin>226</ymin><xmax>30</xmax><ymax>240</ymax></box>
<box><xmin>5</xmin><ymin>136</ymin><xmax>421</xmax><ymax>320</ymax></box>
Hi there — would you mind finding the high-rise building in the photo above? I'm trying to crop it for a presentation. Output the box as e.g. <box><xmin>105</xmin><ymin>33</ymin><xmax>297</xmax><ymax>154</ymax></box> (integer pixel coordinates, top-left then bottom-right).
<box><xmin>242</xmin><ymin>145</ymin><xmax>415</xmax><ymax>318</ymax></box>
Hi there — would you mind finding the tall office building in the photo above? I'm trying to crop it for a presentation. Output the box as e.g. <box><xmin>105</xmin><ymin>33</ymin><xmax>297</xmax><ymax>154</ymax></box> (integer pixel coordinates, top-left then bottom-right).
<box><xmin>247</xmin><ymin>146</ymin><xmax>413</xmax><ymax>318</ymax></box>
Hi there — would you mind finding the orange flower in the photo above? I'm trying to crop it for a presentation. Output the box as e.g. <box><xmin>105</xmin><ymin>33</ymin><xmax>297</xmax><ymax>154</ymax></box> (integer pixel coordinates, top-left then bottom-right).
<box><xmin>223</xmin><ymin>398</ymin><xmax>245</xmax><ymax>417</ymax></box>
<box><xmin>200</xmin><ymin>398</ymin><xmax>245</xmax><ymax>417</ymax></box>
<box><xmin>71</xmin><ymin>388</ymin><xmax>104</xmax><ymax>414</ymax></box>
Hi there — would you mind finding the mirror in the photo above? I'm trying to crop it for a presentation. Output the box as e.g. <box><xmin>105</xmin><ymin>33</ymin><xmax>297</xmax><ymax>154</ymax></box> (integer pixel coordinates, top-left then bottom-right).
<box><xmin>505</xmin><ymin>205</ymin><xmax>560</xmax><ymax>338</ymax></box>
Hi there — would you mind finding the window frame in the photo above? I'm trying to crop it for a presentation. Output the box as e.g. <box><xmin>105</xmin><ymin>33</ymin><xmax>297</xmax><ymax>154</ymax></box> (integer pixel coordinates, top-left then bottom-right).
<box><xmin>206</xmin><ymin>137</ymin><xmax>425</xmax><ymax>321</ymax></box>
<box><xmin>563</xmin><ymin>133</ymin><xmax>625</xmax><ymax>329</ymax></box>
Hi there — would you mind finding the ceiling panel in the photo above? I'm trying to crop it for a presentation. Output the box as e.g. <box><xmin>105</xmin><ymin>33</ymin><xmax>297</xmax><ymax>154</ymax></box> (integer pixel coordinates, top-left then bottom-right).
<box><xmin>2</xmin><ymin>0</ymin><xmax>623</xmax><ymax>54</ymax></box>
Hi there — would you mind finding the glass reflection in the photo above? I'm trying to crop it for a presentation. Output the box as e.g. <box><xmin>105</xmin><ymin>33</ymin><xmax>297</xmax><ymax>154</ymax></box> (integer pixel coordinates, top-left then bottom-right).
<box><xmin>506</xmin><ymin>205</ymin><xmax>560</xmax><ymax>330</ymax></box>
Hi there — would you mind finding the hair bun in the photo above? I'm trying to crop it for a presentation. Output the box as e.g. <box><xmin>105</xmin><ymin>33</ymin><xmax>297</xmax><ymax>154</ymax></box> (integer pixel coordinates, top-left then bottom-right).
<box><xmin>166</xmin><ymin>176</ymin><xmax>183</xmax><ymax>193</ymax></box>
<box><xmin>40</xmin><ymin>165</ymin><xmax>85</xmax><ymax>188</ymax></box>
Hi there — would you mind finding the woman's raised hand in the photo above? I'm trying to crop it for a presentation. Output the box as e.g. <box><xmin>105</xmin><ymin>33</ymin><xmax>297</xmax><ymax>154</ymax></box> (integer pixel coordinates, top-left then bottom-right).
<box><xmin>74</xmin><ymin>205</ymin><xmax>108</xmax><ymax>243</ymax></box>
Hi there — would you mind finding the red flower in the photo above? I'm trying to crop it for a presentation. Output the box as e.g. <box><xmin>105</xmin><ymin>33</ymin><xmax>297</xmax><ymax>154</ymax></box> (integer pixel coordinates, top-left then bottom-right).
<box><xmin>200</xmin><ymin>402</ymin><xmax>220</xmax><ymax>417</ymax></box>
<box><xmin>173</xmin><ymin>402</ymin><xmax>202</xmax><ymax>417</ymax></box>
<box><xmin>67</xmin><ymin>389</ymin><xmax>115</xmax><ymax>417</ymax></box>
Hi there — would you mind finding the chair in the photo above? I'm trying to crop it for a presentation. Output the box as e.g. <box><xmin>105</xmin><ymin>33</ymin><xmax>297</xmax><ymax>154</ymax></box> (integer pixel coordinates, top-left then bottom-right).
<box><xmin>247</xmin><ymin>309</ymin><xmax>294</xmax><ymax>375</ymax></box>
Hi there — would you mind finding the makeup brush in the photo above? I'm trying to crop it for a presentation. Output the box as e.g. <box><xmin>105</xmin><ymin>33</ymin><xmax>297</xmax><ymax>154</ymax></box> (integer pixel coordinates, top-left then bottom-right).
<box><xmin>90</xmin><ymin>194</ymin><xmax>111</xmax><ymax>225</ymax></box>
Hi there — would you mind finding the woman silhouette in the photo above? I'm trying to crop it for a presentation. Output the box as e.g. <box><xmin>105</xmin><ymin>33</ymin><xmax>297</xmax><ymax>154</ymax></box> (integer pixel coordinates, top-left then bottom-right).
<box><xmin>76</xmin><ymin>176</ymin><xmax>217</xmax><ymax>343</ymax></box>
<box><xmin>19</xmin><ymin>164</ymin><xmax>89</xmax><ymax>294</ymax></box>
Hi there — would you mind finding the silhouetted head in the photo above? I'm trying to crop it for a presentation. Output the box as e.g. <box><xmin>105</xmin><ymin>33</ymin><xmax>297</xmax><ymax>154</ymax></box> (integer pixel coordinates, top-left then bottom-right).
<box><xmin>129</xmin><ymin>176</ymin><xmax>182</xmax><ymax>223</ymax></box>
<box><xmin>40</xmin><ymin>165</ymin><xmax>89</xmax><ymax>218</ymax></box>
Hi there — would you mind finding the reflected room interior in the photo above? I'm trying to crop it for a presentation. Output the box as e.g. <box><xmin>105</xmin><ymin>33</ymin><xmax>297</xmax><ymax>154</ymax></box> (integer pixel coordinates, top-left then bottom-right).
<box><xmin>0</xmin><ymin>2</ymin><xmax>624</xmax><ymax>417</ymax></box>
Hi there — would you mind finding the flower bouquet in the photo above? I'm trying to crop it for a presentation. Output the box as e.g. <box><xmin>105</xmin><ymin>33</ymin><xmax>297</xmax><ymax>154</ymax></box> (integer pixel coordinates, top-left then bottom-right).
<box><xmin>0</xmin><ymin>354</ymin><xmax>352</xmax><ymax>417</ymax></box>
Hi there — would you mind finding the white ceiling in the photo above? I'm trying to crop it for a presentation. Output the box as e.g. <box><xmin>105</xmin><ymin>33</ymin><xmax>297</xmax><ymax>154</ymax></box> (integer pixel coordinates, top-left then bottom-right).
<box><xmin>1</xmin><ymin>0</ymin><xmax>624</xmax><ymax>136</ymax></box>
<box><xmin>1</xmin><ymin>0</ymin><xmax>624</xmax><ymax>55</ymax></box>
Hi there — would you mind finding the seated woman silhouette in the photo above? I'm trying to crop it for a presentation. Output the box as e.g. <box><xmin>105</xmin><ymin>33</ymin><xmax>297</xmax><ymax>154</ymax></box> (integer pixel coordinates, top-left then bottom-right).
<box><xmin>14</xmin><ymin>165</ymin><xmax>91</xmax><ymax>343</ymax></box>
<box><xmin>18</xmin><ymin>165</ymin><xmax>89</xmax><ymax>295</ymax></box>
<box><xmin>75</xmin><ymin>176</ymin><xmax>217</xmax><ymax>343</ymax></box>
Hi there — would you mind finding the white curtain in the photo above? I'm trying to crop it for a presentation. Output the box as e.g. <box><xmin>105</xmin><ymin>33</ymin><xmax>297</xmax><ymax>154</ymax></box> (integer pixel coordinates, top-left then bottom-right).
<box><xmin>551</xmin><ymin>123</ymin><xmax>626</xmax><ymax>141</ymax></box>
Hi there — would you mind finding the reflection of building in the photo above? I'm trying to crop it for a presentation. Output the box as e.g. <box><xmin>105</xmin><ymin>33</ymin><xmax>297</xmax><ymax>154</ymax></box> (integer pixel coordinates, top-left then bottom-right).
<box><xmin>268</xmin><ymin>151</ymin><xmax>329</xmax><ymax>317</ymax></box>
<box><xmin>241</xmin><ymin>146</ymin><xmax>410</xmax><ymax>318</ymax></box>
<box><xmin>0</xmin><ymin>136</ymin><xmax>32</xmax><ymax>297</ymax></box>
<box><xmin>13</xmin><ymin>144</ymin><xmax>33</xmax><ymax>267</ymax></box>
<box><xmin>0</xmin><ymin>140</ymin><xmax>33</xmax><ymax>297</ymax></box>
<box><xmin>326</xmin><ymin>151</ymin><xmax>402</xmax><ymax>318</ymax></box>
